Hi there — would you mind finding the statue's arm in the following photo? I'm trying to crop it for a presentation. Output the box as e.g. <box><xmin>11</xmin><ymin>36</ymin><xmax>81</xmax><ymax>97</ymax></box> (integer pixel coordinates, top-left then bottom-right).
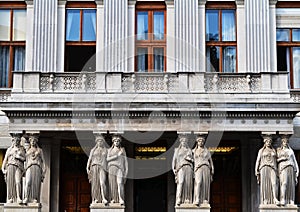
<box><xmin>107</xmin><ymin>149</ymin><xmax>118</xmax><ymax>162</ymax></box>
<box><xmin>172</xmin><ymin>149</ymin><xmax>177</xmax><ymax>174</ymax></box>
<box><xmin>292</xmin><ymin>151</ymin><xmax>299</xmax><ymax>178</ymax></box>
<box><xmin>123</xmin><ymin>149</ymin><xmax>128</xmax><ymax>178</ymax></box>
<box><xmin>86</xmin><ymin>148</ymin><xmax>94</xmax><ymax>173</ymax></box>
<box><xmin>1</xmin><ymin>149</ymin><xmax>9</xmax><ymax>174</ymax></box>
<box><xmin>40</xmin><ymin>149</ymin><xmax>46</xmax><ymax>177</ymax></box>
<box><xmin>255</xmin><ymin>149</ymin><xmax>262</xmax><ymax>176</ymax></box>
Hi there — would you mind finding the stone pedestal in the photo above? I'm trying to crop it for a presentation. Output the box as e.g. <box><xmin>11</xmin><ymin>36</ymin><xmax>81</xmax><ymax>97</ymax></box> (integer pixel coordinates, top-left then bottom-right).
<box><xmin>90</xmin><ymin>203</ymin><xmax>125</xmax><ymax>212</ymax></box>
<box><xmin>3</xmin><ymin>203</ymin><xmax>41</xmax><ymax>212</ymax></box>
<box><xmin>259</xmin><ymin>204</ymin><xmax>298</xmax><ymax>212</ymax></box>
<box><xmin>175</xmin><ymin>203</ymin><xmax>210</xmax><ymax>212</ymax></box>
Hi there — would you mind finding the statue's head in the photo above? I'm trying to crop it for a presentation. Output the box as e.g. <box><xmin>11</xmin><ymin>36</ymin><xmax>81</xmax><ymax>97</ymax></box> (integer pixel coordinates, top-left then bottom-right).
<box><xmin>196</xmin><ymin>134</ymin><xmax>206</xmax><ymax>147</ymax></box>
<box><xmin>11</xmin><ymin>133</ymin><xmax>22</xmax><ymax>146</ymax></box>
<box><xmin>281</xmin><ymin>135</ymin><xmax>290</xmax><ymax>148</ymax></box>
<box><xmin>29</xmin><ymin>134</ymin><xmax>39</xmax><ymax>146</ymax></box>
<box><xmin>112</xmin><ymin>134</ymin><xmax>122</xmax><ymax>147</ymax></box>
<box><xmin>178</xmin><ymin>134</ymin><xmax>189</xmax><ymax>147</ymax></box>
<box><xmin>262</xmin><ymin>134</ymin><xmax>272</xmax><ymax>148</ymax></box>
<box><xmin>94</xmin><ymin>134</ymin><xmax>105</xmax><ymax>147</ymax></box>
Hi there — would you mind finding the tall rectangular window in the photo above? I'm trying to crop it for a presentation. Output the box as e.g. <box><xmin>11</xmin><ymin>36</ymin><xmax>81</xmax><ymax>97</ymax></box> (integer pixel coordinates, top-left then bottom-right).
<box><xmin>206</xmin><ymin>3</ymin><xmax>236</xmax><ymax>73</ymax></box>
<box><xmin>135</xmin><ymin>3</ymin><xmax>166</xmax><ymax>72</ymax></box>
<box><xmin>0</xmin><ymin>3</ymin><xmax>26</xmax><ymax>88</ymax></box>
<box><xmin>65</xmin><ymin>2</ymin><xmax>96</xmax><ymax>72</ymax></box>
<box><xmin>277</xmin><ymin>28</ymin><xmax>300</xmax><ymax>89</ymax></box>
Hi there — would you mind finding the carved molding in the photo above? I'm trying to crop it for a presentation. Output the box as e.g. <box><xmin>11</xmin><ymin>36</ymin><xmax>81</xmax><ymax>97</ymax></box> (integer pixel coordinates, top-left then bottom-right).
<box><xmin>235</xmin><ymin>0</ymin><xmax>244</xmax><ymax>6</ymax></box>
<box><xmin>269</xmin><ymin>0</ymin><xmax>278</xmax><ymax>6</ymax></box>
<box><xmin>198</xmin><ymin>0</ymin><xmax>207</xmax><ymax>6</ymax></box>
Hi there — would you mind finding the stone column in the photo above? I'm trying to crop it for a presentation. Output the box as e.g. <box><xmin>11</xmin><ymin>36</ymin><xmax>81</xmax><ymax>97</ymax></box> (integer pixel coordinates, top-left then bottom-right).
<box><xmin>50</xmin><ymin>140</ymin><xmax>60</xmax><ymax>212</ymax></box>
<box><xmin>245</xmin><ymin>0</ymin><xmax>271</xmax><ymax>73</ymax></box>
<box><xmin>174</xmin><ymin>0</ymin><xmax>199</xmax><ymax>72</ymax></box>
<box><xmin>57</xmin><ymin>0</ymin><xmax>66</xmax><ymax>73</ymax></box>
<box><xmin>31</xmin><ymin>0</ymin><xmax>58</xmax><ymax>72</ymax></box>
<box><xmin>166</xmin><ymin>0</ymin><xmax>175</xmax><ymax>72</ymax></box>
<box><xmin>128</xmin><ymin>1</ymin><xmax>136</xmax><ymax>73</ymax></box>
<box><xmin>198</xmin><ymin>0</ymin><xmax>206</xmax><ymax>73</ymax></box>
<box><xmin>104</xmin><ymin>0</ymin><xmax>128</xmax><ymax>72</ymax></box>
<box><xmin>236</xmin><ymin>0</ymin><xmax>247</xmax><ymax>73</ymax></box>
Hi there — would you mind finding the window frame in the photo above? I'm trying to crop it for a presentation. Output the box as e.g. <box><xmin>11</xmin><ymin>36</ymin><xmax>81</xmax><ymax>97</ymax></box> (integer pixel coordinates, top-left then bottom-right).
<box><xmin>0</xmin><ymin>2</ymin><xmax>26</xmax><ymax>88</ymax></box>
<box><xmin>277</xmin><ymin>28</ymin><xmax>300</xmax><ymax>89</ymax></box>
<box><xmin>135</xmin><ymin>2</ymin><xmax>166</xmax><ymax>72</ymax></box>
<box><xmin>205</xmin><ymin>2</ymin><xmax>237</xmax><ymax>73</ymax></box>
<box><xmin>65</xmin><ymin>2</ymin><xmax>96</xmax><ymax>72</ymax></box>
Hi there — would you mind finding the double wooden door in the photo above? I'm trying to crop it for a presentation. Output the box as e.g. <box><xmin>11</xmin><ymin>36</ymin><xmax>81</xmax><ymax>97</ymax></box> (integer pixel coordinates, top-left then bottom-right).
<box><xmin>60</xmin><ymin>175</ymin><xmax>91</xmax><ymax>212</ymax></box>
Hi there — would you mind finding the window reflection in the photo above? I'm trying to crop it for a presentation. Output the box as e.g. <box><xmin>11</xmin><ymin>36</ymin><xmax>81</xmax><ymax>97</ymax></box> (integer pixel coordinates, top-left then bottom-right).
<box><xmin>153</xmin><ymin>48</ymin><xmax>164</xmax><ymax>72</ymax></box>
<box><xmin>206</xmin><ymin>10</ymin><xmax>219</xmax><ymax>41</ymax></box>
<box><xmin>277</xmin><ymin>29</ymin><xmax>290</xmax><ymax>41</ymax></box>
<box><xmin>222</xmin><ymin>10</ymin><xmax>236</xmax><ymax>41</ymax></box>
<box><xmin>293</xmin><ymin>47</ymin><xmax>300</xmax><ymax>88</ymax></box>
<box><xmin>137</xmin><ymin>12</ymin><xmax>148</xmax><ymax>40</ymax></box>
<box><xmin>13</xmin><ymin>10</ymin><xmax>26</xmax><ymax>41</ymax></box>
<box><xmin>0</xmin><ymin>10</ymin><xmax>10</xmax><ymax>41</ymax></box>
<box><xmin>137</xmin><ymin>48</ymin><xmax>148</xmax><ymax>72</ymax></box>
<box><xmin>83</xmin><ymin>10</ymin><xmax>96</xmax><ymax>41</ymax></box>
<box><xmin>206</xmin><ymin>46</ymin><xmax>220</xmax><ymax>72</ymax></box>
<box><xmin>292</xmin><ymin>29</ymin><xmax>300</xmax><ymax>42</ymax></box>
<box><xmin>223</xmin><ymin>47</ymin><xmax>236</xmax><ymax>73</ymax></box>
<box><xmin>153</xmin><ymin>12</ymin><xmax>164</xmax><ymax>40</ymax></box>
<box><xmin>66</xmin><ymin>10</ymin><xmax>80</xmax><ymax>41</ymax></box>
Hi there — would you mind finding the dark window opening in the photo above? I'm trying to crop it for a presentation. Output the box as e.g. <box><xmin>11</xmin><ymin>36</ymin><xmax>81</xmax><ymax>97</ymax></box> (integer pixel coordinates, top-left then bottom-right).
<box><xmin>65</xmin><ymin>46</ymin><xmax>96</xmax><ymax>72</ymax></box>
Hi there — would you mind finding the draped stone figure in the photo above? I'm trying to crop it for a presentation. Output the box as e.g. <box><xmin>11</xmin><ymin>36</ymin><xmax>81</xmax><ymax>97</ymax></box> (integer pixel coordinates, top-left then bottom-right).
<box><xmin>23</xmin><ymin>135</ymin><xmax>46</xmax><ymax>204</ymax></box>
<box><xmin>107</xmin><ymin>135</ymin><xmax>128</xmax><ymax>205</ymax></box>
<box><xmin>277</xmin><ymin>135</ymin><xmax>299</xmax><ymax>206</ymax></box>
<box><xmin>1</xmin><ymin>134</ymin><xmax>25</xmax><ymax>203</ymax></box>
<box><xmin>193</xmin><ymin>135</ymin><xmax>214</xmax><ymax>206</ymax></box>
<box><xmin>86</xmin><ymin>134</ymin><xmax>108</xmax><ymax>205</ymax></box>
<box><xmin>172</xmin><ymin>134</ymin><xmax>194</xmax><ymax>206</ymax></box>
<box><xmin>255</xmin><ymin>135</ymin><xmax>279</xmax><ymax>205</ymax></box>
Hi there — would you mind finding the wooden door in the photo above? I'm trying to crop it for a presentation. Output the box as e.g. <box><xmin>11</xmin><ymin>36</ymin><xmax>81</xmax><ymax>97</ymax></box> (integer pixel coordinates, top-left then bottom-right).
<box><xmin>210</xmin><ymin>142</ymin><xmax>242</xmax><ymax>212</ymax></box>
<box><xmin>61</xmin><ymin>175</ymin><xmax>91</xmax><ymax>212</ymax></box>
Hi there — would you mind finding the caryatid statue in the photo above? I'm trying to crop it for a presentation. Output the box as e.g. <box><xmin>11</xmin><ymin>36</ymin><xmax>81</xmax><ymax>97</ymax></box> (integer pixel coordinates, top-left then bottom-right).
<box><xmin>193</xmin><ymin>134</ymin><xmax>214</xmax><ymax>206</ymax></box>
<box><xmin>107</xmin><ymin>134</ymin><xmax>128</xmax><ymax>205</ymax></box>
<box><xmin>255</xmin><ymin>135</ymin><xmax>279</xmax><ymax>205</ymax></box>
<box><xmin>172</xmin><ymin>134</ymin><xmax>194</xmax><ymax>206</ymax></box>
<box><xmin>1</xmin><ymin>134</ymin><xmax>25</xmax><ymax>203</ymax></box>
<box><xmin>23</xmin><ymin>134</ymin><xmax>46</xmax><ymax>204</ymax></box>
<box><xmin>277</xmin><ymin>135</ymin><xmax>299</xmax><ymax>206</ymax></box>
<box><xmin>87</xmin><ymin>134</ymin><xmax>108</xmax><ymax>205</ymax></box>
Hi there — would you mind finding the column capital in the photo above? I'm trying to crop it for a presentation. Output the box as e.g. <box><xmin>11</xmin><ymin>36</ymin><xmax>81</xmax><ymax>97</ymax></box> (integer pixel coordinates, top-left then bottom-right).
<box><xmin>165</xmin><ymin>0</ymin><xmax>174</xmax><ymax>6</ymax></box>
<box><xmin>25</xmin><ymin>0</ymin><xmax>33</xmax><ymax>6</ymax></box>
<box><xmin>128</xmin><ymin>0</ymin><xmax>137</xmax><ymax>6</ymax></box>
<box><xmin>198</xmin><ymin>0</ymin><xmax>207</xmax><ymax>6</ymax></box>
<box><xmin>95</xmin><ymin>0</ymin><xmax>104</xmax><ymax>6</ymax></box>
<box><xmin>269</xmin><ymin>0</ymin><xmax>278</xmax><ymax>6</ymax></box>
<box><xmin>235</xmin><ymin>0</ymin><xmax>244</xmax><ymax>6</ymax></box>
<box><xmin>58</xmin><ymin>0</ymin><xmax>67</xmax><ymax>6</ymax></box>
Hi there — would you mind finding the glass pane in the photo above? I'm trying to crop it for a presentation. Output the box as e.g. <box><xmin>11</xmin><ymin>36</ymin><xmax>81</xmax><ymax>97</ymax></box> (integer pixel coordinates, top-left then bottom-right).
<box><xmin>83</xmin><ymin>10</ymin><xmax>96</xmax><ymax>41</ymax></box>
<box><xmin>0</xmin><ymin>10</ymin><xmax>10</xmax><ymax>41</ymax></box>
<box><xmin>276</xmin><ymin>29</ymin><xmax>290</xmax><ymax>41</ymax></box>
<box><xmin>153</xmin><ymin>12</ymin><xmax>164</xmax><ymax>40</ymax></box>
<box><xmin>153</xmin><ymin>48</ymin><xmax>164</xmax><ymax>72</ymax></box>
<box><xmin>222</xmin><ymin>10</ymin><xmax>236</xmax><ymax>41</ymax></box>
<box><xmin>137</xmin><ymin>12</ymin><xmax>148</xmax><ymax>40</ymax></box>
<box><xmin>277</xmin><ymin>46</ymin><xmax>290</xmax><ymax>72</ymax></box>
<box><xmin>14</xmin><ymin>46</ymin><xmax>25</xmax><ymax>71</ymax></box>
<box><xmin>206</xmin><ymin>46</ymin><xmax>220</xmax><ymax>72</ymax></box>
<box><xmin>222</xmin><ymin>46</ymin><xmax>236</xmax><ymax>73</ymax></box>
<box><xmin>66</xmin><ymin>10</ymin><xmax>80</xmax><ymax>41</ymax></box>
<box><xmin>137</xmin><ymin>48</ymin><xmax>148</xmax><ymax>72</ymax></box>
<box><xmin>292</xmin><ymin>29</ymin><xmax>300</xmax><ymax>42</ymax></box>
<box><xmin>13</xmin><ymin>10</ymin><xmax>26</xmax><ymax>41</ymax></box>
<box><xmin>206</xmin><ymin>10</ymin><xmax>219</xmax><ymax>41</ymax></box>
<box><xmin>293</xmin><ymin>47</ymin><xmax>300</xmax><ymax>88</ymax></box>
<box><xmin>0</xmin><ymin>46</ymin><xmax>10</xmax><ymax>87</ymax></box>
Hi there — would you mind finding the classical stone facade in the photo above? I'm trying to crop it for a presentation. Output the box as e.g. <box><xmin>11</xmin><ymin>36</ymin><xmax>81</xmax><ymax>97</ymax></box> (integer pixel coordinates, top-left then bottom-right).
<box><xmin>0</xmin><ymin>0</ymin><xmax>300</xmax><ymax>212</ymax></box>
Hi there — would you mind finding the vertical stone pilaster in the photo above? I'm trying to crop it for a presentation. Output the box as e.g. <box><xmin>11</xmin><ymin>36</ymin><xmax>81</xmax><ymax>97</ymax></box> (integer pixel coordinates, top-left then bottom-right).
<box><xmin>32</xmin><ymin>0</ymin><xmax>58</xmax><ymax>72</ymax></box>
<box><xmin>104</xmin><ymin>0</ymin><xmax>128</xmax><ymax>72</ymax></box>
<box><xmin>57</xmin><ymin>1</ymin><xmax>66</xmax><ymax>73</ymax></box>
<box><xmin>96</xmin><ymin>1</ymin><xmax>105</xmax><ymax>72</ymax></box>
<box><xmin>175</xmin><ymin>0</ymin><xmax>199</xmax><ymax>72</ymax></box>
<box><xmin>236</xmin><ymin>0</ymin><xmax>247</xmax><ymax>73</ymax></box>
<box><xmin>245</xmin><ymin>0</ymin><xmax>271</xmax><ymax>73</ymax></box>
<box><xmin>198</xmin><ymin>0</ymin><xmax>206</xmax><ymax>73</ymax></box>
<box><xmin>128</xmin><ymin>1</ymin><xmax>136</xmax><ymax>73</ymax></box>
<box><xmin>166</xmin><ymin>1</ymin><xmax>175</xmax><ymax>73</ymax></box>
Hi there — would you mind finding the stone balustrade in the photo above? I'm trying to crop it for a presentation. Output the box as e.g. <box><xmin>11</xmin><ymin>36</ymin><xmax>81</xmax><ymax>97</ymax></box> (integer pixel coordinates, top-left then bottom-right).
<box><xmin>10</xmin><ymin>71</ymin><xmax>289</xmax><ymax>94</ymax></box>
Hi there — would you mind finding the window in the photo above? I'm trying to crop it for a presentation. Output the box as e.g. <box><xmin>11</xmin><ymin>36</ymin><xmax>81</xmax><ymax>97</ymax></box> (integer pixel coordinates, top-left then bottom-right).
<box><xmin>65</xmin><ymin>2</ymin><xmax>96</xmax><ymax>72</ymax></box>
<box><xmin>0</xmin><ymin>3</ymin><xmax>26</xmax><ymax>88</ymax></box>
<box><xmin>277</xmin><ymin>29</ymin><xmax>300</xmax><ymax>89</ymax></box>
<box><xmin>135</xmin><ymin>2</ymin><xmax>166</xmax><ymax>72</ymax></box>
<box><xmin>206</xmin><ymin>3</ymin><xmax>236</xmax><ymax>73</ymax></box>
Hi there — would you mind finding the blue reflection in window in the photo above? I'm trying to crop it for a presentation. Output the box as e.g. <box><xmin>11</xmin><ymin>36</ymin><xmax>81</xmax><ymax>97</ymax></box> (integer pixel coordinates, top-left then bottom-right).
<box><xmin>292</xmin><ymin>29</ymin><xmax>300</xmax><ymax>42</ymax></box>
<box><xmin>293</xmin><ymin>47</ymin><xmax>300</xmax><ymax>88</ymax></box>
<box><xmin>137</xmin><ymin>48</ymin><xmax>148</xmax><ymax>72</ymax></box>
<box><xmin>153</xmin><ymin>48</ymin><xmax>164</xmax><ymax>72</ymax></box>
<box><xmin>223</xmin><ymin>46</ymin><xmax>236</xmax><ymax>73</ymax></box>
<box><xmin>137</xmin><ymin>12</ymin><xmax>148</xmax><ymax>40</ymax></box>
<box><xmin>277</xmin><ymin>29</ymin><xmax>290</xmax><ymax>41</ymax></box>
<box><xmin>154</xmin><ymin>12</ymin><xmax>164</xmax><ymax>40</ymax></box>
<box><xmin>206</xmin><ymin>10</ymin><xmax>219</xmax><ymax>41</ymax></box>
<box><xmin>83</xmin><ymin>10</ymin><xmax>96</xmax><ymax>41</ymax></box>
<box><xmin>66</xmin><ymin>10</ymin><xmax>80</xmax><ymax>41</ymax></box>
<box><xmin>222</xmin><ymin>10</ymin><xmax>236</xmax><ymax>41</ymax></box>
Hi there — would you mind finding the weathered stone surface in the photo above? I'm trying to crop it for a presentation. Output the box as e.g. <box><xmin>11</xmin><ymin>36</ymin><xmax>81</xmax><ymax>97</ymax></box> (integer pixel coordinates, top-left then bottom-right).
<box><xmin>175</xmin><ymin>203</ymin><xmax>210</xmax><ymax>212</ymax></box>
<box><xmin>90</xmin><ymin>203</ymin><xmax>125</xmax><ymax>212</ymax></box>
<box><xmin>3</xmin><ymin>203</ymin><xmax>41</xmax><ymax>212</ymax></box>
<box><xmin>259</xmin><ymin>204</ymin><xmax>298</xmax><ymax>212</ymax></box>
